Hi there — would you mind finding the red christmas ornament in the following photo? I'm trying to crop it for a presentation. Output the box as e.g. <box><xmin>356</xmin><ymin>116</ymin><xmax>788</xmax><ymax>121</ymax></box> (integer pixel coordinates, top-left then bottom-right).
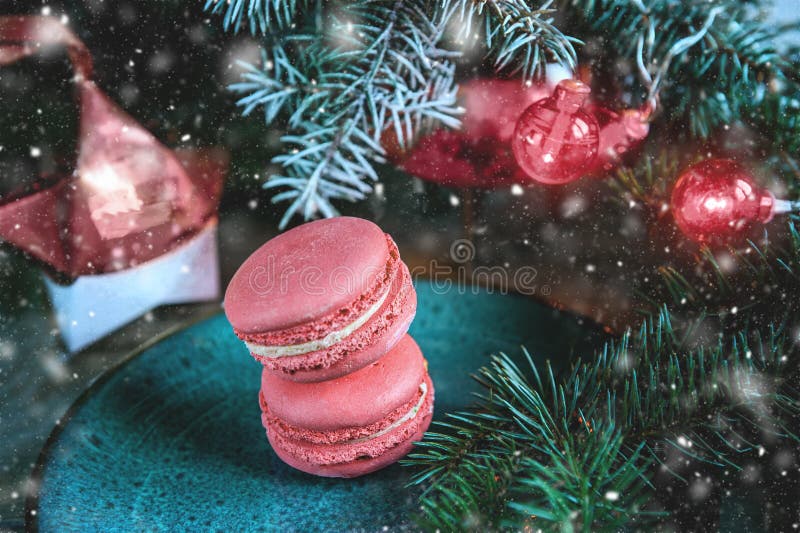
<box><xmin>395</xmin><ymin>77</ymin><xmax>650</xmax><ymax>189</ymax></box>
<box><xmin>512</xmin><ymin>79</ymin><xmax>600</xmax><ymax>185</ymax></box>
<box><xmin>671</xmin><ymin>159</ymin><xmax>798</xmax><ymax>242</ymax></box>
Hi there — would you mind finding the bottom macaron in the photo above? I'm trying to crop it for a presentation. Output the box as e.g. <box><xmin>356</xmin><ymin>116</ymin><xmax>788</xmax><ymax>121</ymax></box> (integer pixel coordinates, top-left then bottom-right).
<box><xmin>259</xmin><ymin>335</ymin><xmax>434</xmax><ymax>478</ymax></box>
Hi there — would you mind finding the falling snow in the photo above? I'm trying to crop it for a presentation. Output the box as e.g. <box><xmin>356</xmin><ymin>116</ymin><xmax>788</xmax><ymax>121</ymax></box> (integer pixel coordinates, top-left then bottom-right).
<box><xmin>0</xmin><ymin>1</ymin><xmax>797</xmax><ymax>531</ymax></box>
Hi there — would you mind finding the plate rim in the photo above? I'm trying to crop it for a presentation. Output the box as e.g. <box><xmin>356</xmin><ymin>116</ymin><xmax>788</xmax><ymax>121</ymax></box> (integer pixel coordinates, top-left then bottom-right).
<box><xmin>25</xmin><ymin>308</ymin><xmax>220</xmax><ymax>532</ymax></box>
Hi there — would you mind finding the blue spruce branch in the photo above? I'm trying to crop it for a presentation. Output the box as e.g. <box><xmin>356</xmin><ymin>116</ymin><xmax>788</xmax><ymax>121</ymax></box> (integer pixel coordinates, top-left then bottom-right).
<box><xmin>568</xmin><ymin>0</ymin><xmax>786</xmax><ymax>136</ymax></box>
<box><xmin>210</xmin><ymin>0</ymin><xmax>800</xmax><ymax>222</ymax></box>
<box><xmin>457</xmin><ymin>0</ymin><xmax>579</xmax><ymax>79</ymax></box>
<box><xmin>237</xmin><ymin>1</ymin><xmax>464</xmax><ymax>228</ymax></box>
<box><xmin>214</xmin><ymin>0</ymin><xmax>579</xmax><ymax>226</ymax></box>
<box><xmin>203</xmin><ymin>0</ymin><xmax>307</xmax><ymax>34</ymax></box>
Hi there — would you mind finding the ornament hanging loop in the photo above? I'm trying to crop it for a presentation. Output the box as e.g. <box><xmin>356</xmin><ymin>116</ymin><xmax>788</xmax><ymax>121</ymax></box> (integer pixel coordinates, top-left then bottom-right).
<box><xmin>636</xmin><ymin>6</ymin><xmax>724</xmax><ymax>119</ymax></box>
<box><xmin>641</xmin><ymin>95</ymin><xmax>657</xmax><ymax>122</ymax></box>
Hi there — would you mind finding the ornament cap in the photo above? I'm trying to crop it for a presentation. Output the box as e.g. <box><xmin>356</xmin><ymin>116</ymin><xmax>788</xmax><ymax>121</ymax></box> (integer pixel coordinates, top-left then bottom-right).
<box><xmin>759</xmin><ymin>191</ymin><xmax>776</xmax><ymax>223</ymax></box>
<box><xmin>553</xmin><ymin>79</ymin><xmax>591</xmax><ymax>113</ymax></box>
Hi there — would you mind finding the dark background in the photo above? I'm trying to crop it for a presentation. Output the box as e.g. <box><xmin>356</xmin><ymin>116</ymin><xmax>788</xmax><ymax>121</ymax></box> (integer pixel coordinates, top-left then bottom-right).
<box><xmin>1</xmin><ymin>0</ymin><xmax>799</xmax><ymax>530</ymax></box>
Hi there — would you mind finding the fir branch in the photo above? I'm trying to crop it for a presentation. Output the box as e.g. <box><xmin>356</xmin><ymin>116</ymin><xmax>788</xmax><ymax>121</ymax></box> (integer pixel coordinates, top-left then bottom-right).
<box><xmin>408</xmin><ymin>207</ymin><xmax>800</xmax><ymax>528</ymax></box>
<box><xmin>237</xmin><ymin>0</ymin><xmax>462</xmax><ymax>227</ymax></box>
<box><xmin>744</xmin><ymin>89</ymin><xmax>800</xmax><ymax>188</ymax></box>
<box><xmin>508</xmin><ymin>425</ymin><xmax>655</xmax><ymax>530</ymax></box>
<box><xmin>679</xmin><ymin>18</ymin><xmax>785</xmax><ymax>137</ymax></box>
<box><xmin>322</xmin><ymin>1</ymin><xmax>462</xmax><ymax>147</ymax></box>
<box><xmin>268</xmin><ymin>117</ymin><xmax>380</xmax><ymax>228</ymax></box>
<box><xmin>566</xmin><ymin>0</ymin><xmax>787</xmax><ymax>137</ymax></box>
<box><xmin>211</xmin><ymin>0</ymin><xmax>800</xmax><ymax>221</ymax></box>
<box><xmin>608</xmin><ymin>149</ymin><xmax>683</xmax><ymax>213</ymax></box>
<box><xmin>611</xmin><ymin>153</ymin><xmax>800</xmax><ymax>322</ymax></box>
<box><xmin>657</xmin><ymin>224</ymin><xmax>800</xmax><ymax>322</ymax></box>
<box><xmin>406</xmin><ymin>311</ymin><xmax>799</xmax><ymax>531</ymax></box>
<box><xmin>214</xmin><ymin>0</ymin><xmax>586</xmax><ymax>224</ymax></box>
<box><xmin>203</xmin><ymin>0</ymin><xmax>306</xmax><ymax>34</ymax></box>
<box><xmin>230</xmin><ymin>41</ymin><xmax>315</xmax><ymax>124</ymax></box>
<box><xmin>455</xmin><ymin>0</ymin><xmax>579</xmax><ymax>79</ymax></box>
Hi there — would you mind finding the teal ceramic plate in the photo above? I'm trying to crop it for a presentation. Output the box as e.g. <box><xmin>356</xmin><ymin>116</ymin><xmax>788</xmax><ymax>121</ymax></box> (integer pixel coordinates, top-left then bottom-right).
<box><xmin>32</xmin><ymin>281</ymin><xmax>603</xmax><ymax>532</ymax></box>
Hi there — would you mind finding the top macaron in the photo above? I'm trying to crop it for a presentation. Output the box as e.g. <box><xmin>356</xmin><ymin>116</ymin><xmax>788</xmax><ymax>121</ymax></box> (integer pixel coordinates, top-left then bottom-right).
<box><xmin>224</xmin><ymin>217</ymin><xmax>417</xmax><ymax>382</ymax></box>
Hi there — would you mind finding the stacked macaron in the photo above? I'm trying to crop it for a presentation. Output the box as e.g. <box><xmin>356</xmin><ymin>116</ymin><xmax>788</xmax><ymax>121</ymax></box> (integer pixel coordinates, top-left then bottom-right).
<box><xmin>224</xmin><ymin>217</ymin><xmax>433</xmax><ymax>477</ymax></box>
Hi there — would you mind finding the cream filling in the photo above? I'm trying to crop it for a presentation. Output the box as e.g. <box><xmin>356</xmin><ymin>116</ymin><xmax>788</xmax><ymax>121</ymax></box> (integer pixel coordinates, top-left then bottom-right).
<box><xmin>348</xmin><ymin>382</ymin><xmax>428</xmax><ymax>444</ymax></box>
<box><xmin>245</xmin><ymin>283</ymin><xmax>391</xmax><ymax>358</ymax></box>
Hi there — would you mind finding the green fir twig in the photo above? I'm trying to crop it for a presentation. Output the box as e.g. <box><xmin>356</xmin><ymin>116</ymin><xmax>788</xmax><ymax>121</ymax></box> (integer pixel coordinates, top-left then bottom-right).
<box><xmin>405</xmin><ymin>312</ymin><xmax>799</xmax><ymax>531</ymax></box>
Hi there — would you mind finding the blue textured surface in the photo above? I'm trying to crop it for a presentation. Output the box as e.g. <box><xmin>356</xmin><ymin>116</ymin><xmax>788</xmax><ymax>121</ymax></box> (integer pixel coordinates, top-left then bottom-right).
<box><xmin>36</xmin><ymin>281</ymin><xmax>603</xmax><ymax>532</ymax></box>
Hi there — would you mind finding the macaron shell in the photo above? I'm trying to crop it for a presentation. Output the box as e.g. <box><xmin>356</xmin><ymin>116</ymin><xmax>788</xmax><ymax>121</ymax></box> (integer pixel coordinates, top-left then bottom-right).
<box><xmin>260</xmin><ymin>371</ymin><xmax>428</xmax><ymax>444</ymax></box>
<box><xmin>265</xmin><ymin>374</ymin><xmax>434</xmax><ymax>478</ymax></box>
<box><xmin>224</xmin><ymin>217</ymin><xmax>389</xmax><ymax>334</ymax></box>
<box><xmin>258</xmin><ymin>265</ymin><xmax>416</xmax><ymax>382</ymax></box>
<box><xmin>267</xmin><ymin>409</ymin><xmax>432</xmax><ymax>478</ymax></box>
<box><xmin>266</xmin><ymin>375</ymin><xmax>433</xmax><ymax>462</ymax></box>
<box><xmin>234</xmin><ymin>233</ymin><xmax>402</xmax><ymax>347</ymax></box>
<box><xmin>261</xmin><ymin>334</ymin><xmax>426</xmax><ymax>431</ymax></box>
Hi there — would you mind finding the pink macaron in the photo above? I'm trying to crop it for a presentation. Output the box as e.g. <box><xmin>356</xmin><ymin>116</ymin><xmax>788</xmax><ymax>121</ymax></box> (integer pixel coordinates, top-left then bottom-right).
<box><xmin>259</xmin><ymin>334</ymin><xmax>434</xmax><ymax>477</ymax></box>
<box><xmin>224</xmin><ymin>217</ymin><xmax>417</xmax><ymax>382</ymax></box>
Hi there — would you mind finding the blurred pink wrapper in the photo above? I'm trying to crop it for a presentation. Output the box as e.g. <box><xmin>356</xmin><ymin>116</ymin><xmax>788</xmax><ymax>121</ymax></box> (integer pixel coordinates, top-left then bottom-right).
<box><xmin>0</xmin><ymin>16</ymin><xmax>224</xmax><ymax>277</ymax></box>
<box><xmin>0</xmin><ymin>16</ymin><xmax>228</xmax><ymax>351</ymax></box>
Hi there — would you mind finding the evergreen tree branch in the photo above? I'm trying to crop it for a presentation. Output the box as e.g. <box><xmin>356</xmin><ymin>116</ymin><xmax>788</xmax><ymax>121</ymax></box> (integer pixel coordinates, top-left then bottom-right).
<box><xmin>744</xmin><ymin>89</ymin><xmax>800</xmax><ymax>189</ymax></box>
<box><xmin>226</xmin><ymin>1</ymin><xmax>464</xmax><ymax>227</ymax></box>
<box><xmin>565</xmin><ymin>0</ymin><xmax>788</xmax><ymax>137</ymax></box>
<box><xmin>406</xmin><ymin>310</ymin><xmax>799</xmax><ymax>531</ymax></box>
<box><xmin>204</xmin><ymin>0</ymin><xmax>307</xmax><ymax>34</ymax></box>
<box><xmin>611</xmin><ymin>153</ymin><xmax>800</xmax><ymax>322</ymax></box>
<box><xmin>408</xmin><ymin>206</ymin><xmax>800</xmax><ymax>528</ymax></box>
<box><xmin>211</xmin><ymin>1</ymin><xmax>800</xmax><ymax>223</ymax></box>
<box><xmin>455</xmin><ymin>0</ymin><xmax>579</xmax><ymax>79</ymax></box>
